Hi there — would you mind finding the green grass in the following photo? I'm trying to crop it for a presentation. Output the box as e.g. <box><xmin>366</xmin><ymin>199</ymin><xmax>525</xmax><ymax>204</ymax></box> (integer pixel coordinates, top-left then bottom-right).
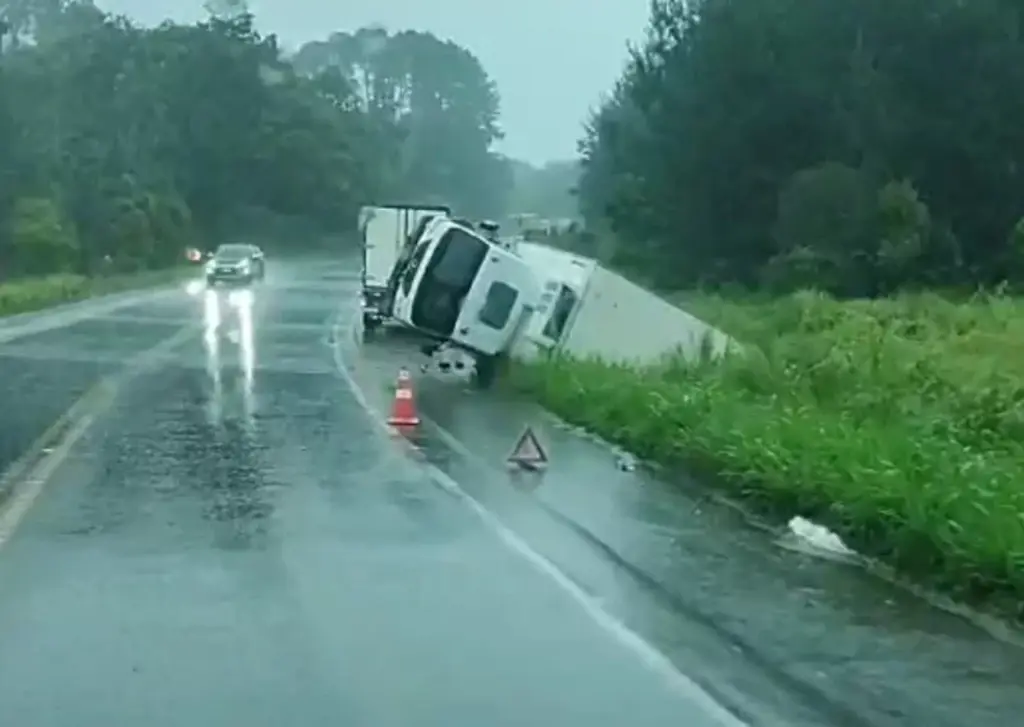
<box><xmin>510</xmin><ymin>289</ymin><xmax>1024</xmax><ymax>617</ymax></box>
<box><xmin>0</xmin><ymin>267</ymin><xmax>194</xmax><ymax>319</ymax></box>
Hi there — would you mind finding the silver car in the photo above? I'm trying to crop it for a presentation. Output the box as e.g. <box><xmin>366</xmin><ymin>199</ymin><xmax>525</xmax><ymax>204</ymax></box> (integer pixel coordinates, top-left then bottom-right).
<box><xmin>205</xmin><ymin>244</ymin><xmax>265</xmax><ymax>286</ymax></box>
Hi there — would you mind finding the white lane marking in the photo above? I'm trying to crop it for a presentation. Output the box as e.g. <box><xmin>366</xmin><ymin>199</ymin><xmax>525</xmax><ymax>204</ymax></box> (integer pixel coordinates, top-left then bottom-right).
<box><xmin>0</xmin><ymin>326</ymin><xmax>197</xmax><ymax>548</ymax></box>
<box><xmin>0</xmin><ymin>414</ymin><xmax>95</xmax><ymax>547</ymax></box>
<box><xmin>330</xmin><ymin>313</ymin><xmax>747</xmax><ymax>727</ymax></box>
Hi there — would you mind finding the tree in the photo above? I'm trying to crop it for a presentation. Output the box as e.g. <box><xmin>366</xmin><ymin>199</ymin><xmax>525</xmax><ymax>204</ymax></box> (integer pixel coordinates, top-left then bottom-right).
<box><xmin>575</xmin><ymin>0</ymin><xmax>1024</xmax><ymax>293</ymax></box>
<box><xmin>1</xmin><ymin>3</ymin><xmax>508</xmax><ymax>277</ymax></box>
<box><xmin>203</xmin><ymin>0</ymin><xmax>248</xmax><ymax>19</ymax></box>
<box><xmin>7</xmin><ymin>197</ymin><xmax>78</xmax><ymax>275</ymax></box>
<box><xmin>294</xmin><ymin>27</ymin><xmax>511</xmax><ymax>217</ymax></box>
<box><xmin>771</xmin><ymin>163</ymin><xmax>878</xmax><ymax>296</ymax></box>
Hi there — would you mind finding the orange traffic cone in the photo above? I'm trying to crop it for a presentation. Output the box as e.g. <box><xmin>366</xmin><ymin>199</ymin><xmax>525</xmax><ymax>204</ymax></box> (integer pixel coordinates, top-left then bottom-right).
<box><xmin>387</xmin><ymin>368</ymin><xmax>420</xmax><ymax>427</ymax></box>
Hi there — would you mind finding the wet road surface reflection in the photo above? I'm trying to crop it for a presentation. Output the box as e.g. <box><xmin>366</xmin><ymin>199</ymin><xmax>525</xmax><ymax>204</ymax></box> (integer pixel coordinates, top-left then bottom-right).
<box><xmin>201</xmin><ymin>287</ymin><xmax>256</xmax><ymax>426</ymax></box>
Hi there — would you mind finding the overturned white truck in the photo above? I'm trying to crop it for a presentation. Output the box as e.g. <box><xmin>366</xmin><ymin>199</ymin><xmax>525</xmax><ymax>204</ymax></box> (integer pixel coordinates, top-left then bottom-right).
<box><xmin>511</xmin><ymin>242</ymin><xmax>734</xmax><ymax>367</ymax></box>
<box><xmin>358</xmin><ymin>206</ymin><xmax>540</xmax><ymax>385</ymax></box>
<box><xmin>358</xmin><ymin>204</ymin><xmax>733</xmax><ymax>387</ymax></box>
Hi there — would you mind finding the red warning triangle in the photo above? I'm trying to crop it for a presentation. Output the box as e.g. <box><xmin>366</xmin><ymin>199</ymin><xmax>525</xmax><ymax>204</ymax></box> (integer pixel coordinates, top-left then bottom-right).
<box><xmin>507</xmin><ymin>426</ymin><xmax>549</xmax><ymax>468</ymax></box>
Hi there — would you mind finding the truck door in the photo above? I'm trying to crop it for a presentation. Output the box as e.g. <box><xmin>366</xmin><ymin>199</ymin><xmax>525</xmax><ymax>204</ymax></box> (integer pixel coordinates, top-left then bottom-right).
<box><xmin>451</xmin><ymin>250</ymin><xmax>536</xmax><ymax>356</ymax></box>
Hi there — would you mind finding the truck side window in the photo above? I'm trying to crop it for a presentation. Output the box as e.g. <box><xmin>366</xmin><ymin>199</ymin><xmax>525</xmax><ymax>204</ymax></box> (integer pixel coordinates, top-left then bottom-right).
<box><xmin>542</xmin><ymin>285</ymin><xmax>577</xmax><ymax>341</ymax></box>
<box><xmin>477</xmin><ymin>282</ymin><xmax>518</xmax><ymax>330</ymax></box>
<box><xmin>400</xmin><ymin>242</ymin><xmax>430</xmax><ymax>296</ymax></box>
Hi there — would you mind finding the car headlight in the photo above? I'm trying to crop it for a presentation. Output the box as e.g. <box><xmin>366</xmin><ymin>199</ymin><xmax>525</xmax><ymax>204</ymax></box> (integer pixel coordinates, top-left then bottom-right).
<box><xmin>238</xmin><ymin>260</ymin><xmax>250</xmax><ymax>271</ymax></box>
<box><xmin>205</xmin><ymin>260</ymin><xmax>215</xmax><ymax>272</ymax></box>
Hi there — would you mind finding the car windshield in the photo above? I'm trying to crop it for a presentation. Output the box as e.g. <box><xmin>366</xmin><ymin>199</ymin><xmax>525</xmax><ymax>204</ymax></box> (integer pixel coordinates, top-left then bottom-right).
<box><xmin>215</xmin><ymin>245</ymin><xmax>251</xmax><ymax>261</ymax></box>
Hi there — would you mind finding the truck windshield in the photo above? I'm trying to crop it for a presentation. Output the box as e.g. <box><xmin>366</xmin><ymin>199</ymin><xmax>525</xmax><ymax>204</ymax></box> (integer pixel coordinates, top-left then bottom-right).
<box><xmin>410</xmin><ymin>228</ymin><xmax>488</xmax><ymax>337</ymax></box>
<box><xmin>430</xmin><ymin>228</ymin><xmax>487</xmax><ymax>286</ymax></box>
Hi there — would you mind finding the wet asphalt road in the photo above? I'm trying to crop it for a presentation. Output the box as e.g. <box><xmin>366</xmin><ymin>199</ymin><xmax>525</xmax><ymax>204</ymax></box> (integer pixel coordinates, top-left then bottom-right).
<box><xmin>0</xmin><ymin>264</ymin><xmax>734</xmax><ymax>727</ymax></box>
<box><xmin>0</xmin><ymin>259</ymin><xmax>1023</xmax><ymax>727</ymax></box>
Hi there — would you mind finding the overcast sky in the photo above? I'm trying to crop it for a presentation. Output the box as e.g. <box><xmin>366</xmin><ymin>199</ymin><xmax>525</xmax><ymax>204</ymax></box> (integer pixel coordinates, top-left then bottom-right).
<box><xmin>96</xmin><ymin>1</ymin><xmax>649</xmax><ymax>165</ymax></box>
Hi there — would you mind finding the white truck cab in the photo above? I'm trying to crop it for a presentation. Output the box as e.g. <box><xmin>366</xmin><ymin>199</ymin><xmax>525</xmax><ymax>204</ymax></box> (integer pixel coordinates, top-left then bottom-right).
<box><xmin>389</xmin><ymin>218</ymin><xmax>538</xmax><ymax>383</ymax></box>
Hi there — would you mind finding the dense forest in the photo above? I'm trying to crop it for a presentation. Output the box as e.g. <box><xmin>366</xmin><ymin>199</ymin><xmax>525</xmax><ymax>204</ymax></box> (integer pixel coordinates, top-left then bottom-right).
<box><xmin>0</xmin><ymin>0</ymin><xmax>511</xmax><ymax>278</ymax></box>
<box><xmin>576</xmin><ymin>0</ymin><xmax>1024</xmax><ymax>296</ymax></box>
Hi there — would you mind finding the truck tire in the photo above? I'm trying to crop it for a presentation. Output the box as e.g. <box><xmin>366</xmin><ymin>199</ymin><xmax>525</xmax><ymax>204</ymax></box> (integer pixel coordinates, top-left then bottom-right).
<box><xmin>472</xmin><ymin>354</ymin><xmax>500</xmax><ymax>389</ymax></box>
<box><xmin>362</xmin><ymin>314</ymin><xmax>379</xmax><ymax>338</ymax></box>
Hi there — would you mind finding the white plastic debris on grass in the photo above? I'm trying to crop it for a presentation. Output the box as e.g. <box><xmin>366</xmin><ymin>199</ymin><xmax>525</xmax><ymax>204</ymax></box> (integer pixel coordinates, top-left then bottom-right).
<box><xmin>782</xmin><ymin>516</ymin><xmax>856</xmax><ymax>562</ymax></box>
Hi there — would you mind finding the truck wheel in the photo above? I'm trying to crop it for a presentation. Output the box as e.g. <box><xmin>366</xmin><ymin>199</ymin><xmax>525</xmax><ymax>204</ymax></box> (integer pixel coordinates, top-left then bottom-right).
<box><xmin>473</xmin><ymin>354</ymin><xmax>500</xmax><ymax>389</ymax></box>
<box><xmin>362</xmin><ymin>315</ymin><xmax>379</xmax><ymax>338</ymax></box>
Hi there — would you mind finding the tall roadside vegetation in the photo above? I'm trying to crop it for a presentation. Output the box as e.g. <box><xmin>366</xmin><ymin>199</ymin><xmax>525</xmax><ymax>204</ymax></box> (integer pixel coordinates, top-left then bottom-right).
<box><xmin>519</xmin><ymin>0</ymin><xmax>1024</xmax><ymax>615</ymax></box>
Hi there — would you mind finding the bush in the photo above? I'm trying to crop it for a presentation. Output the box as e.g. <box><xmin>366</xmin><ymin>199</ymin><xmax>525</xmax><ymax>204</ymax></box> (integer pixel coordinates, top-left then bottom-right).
<box><xmin>766</xmin><ymin>167</ymin><xmax>934</xmax><ymax>296</ymax></box>
<box><xmin>6</xmin><ymin>197</ymin><xmax>80</xmax><ymax>276</ymax></box>
<box><xmin>511</xmin><ymin>289</ymin><xmax>1024</xmax><ymax>616</ymax></box>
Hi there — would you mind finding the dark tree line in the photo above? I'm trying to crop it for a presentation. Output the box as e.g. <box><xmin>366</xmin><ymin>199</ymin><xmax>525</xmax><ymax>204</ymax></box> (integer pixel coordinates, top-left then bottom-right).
<box><xmin>0</xmin><ymin>1</ymin><xmax>509</xmax><ymax>278</ymax></box>
<box><xmin>576</xmin><ymin>0</ymin><xmax>1024</xmax><ymax>295</ymax></box>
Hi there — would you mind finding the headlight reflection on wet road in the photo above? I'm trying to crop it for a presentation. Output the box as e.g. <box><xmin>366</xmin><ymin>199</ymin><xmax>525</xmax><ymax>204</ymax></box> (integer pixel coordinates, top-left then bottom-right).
<box><xmin>230</xmin><ymin>289</ymin><xmax>256</xmax><ymax>392</ymax></box>
<box><xmin>203</xmin><ymin>289</ymin><xmax>222</xmax><ymax>340</ymax></box>
<box><xmin>201</xmin><ymin>288</ymin><xmax>256</xmax><ymax>427</ymax></box>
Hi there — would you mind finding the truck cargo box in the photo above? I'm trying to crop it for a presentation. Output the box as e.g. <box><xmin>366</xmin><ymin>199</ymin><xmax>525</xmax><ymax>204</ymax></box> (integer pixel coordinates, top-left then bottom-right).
<box><xmin>510</xmin><ymin>244</ymin><xmax>735</xmax><ymax>367</ymax></box>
